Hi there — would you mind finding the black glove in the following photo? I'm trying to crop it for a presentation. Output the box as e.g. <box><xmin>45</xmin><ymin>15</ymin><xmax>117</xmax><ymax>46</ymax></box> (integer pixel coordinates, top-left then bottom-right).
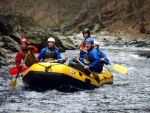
<box><xmin>57</xmin><ymin>59</ymin><xmax>66</xmax><ymax>64</ymax></box>
<box><xmin>28</xmin><ymin>46</ymin><xmax>34</xmax><ymax>50</ymax></box>
<box><xmin>102</xmin><ymin>61</ymin><xmax>109</xmax><ymax>65</ymax></box>
<box><xmin>17</xmin><ymin>66</ymin><xmax>22</xmax><ymax>71</ymax></box>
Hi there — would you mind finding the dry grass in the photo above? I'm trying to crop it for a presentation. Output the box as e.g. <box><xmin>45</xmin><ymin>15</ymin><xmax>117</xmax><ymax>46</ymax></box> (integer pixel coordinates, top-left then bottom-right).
<box><xmin>101</xmin><ymin>0</ymin><xmax>150</xmax><ymax>38</ymax></box>
<box><xmin>0</xmin><ymin>0</ymin><xmax>149</xmax><ymax>38</ymax></box>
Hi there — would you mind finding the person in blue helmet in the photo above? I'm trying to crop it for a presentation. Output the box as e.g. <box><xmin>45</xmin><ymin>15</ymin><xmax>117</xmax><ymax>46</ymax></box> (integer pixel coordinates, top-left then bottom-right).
<box><xmin>69</xmin><ymin>28</ymin><xmax>92</xmax><ymax>63</ymax></box>
<box><xmin>73</xmin><ymin>38</ymin><xmax>104</xmax><ymax>74</ymax></box>
<box><xmin>37</xmin><ymin>37</ymin><xmax>68</xmax><ymax>63</ymax></box>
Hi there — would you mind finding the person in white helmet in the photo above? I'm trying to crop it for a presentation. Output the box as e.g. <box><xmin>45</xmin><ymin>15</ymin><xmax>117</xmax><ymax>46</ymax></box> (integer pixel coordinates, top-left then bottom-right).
<box><xmin>94</xmin><ymin>40</ymin><xmax>109</xmax><ymax>68</ymax></box>
<box><xmin>37</xmin><ymin>37</ymin><xmax>68</xmax><ymax>62</ymax></box>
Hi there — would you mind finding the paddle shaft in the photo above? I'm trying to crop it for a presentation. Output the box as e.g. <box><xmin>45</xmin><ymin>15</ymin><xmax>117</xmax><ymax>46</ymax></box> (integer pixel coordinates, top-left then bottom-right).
<box><xmin>9</xmin><ymin>52</ymin><xmax>29</xmax><ymax>87</ymax></box>
<box><xmin>15</xmin><ymin>65</ymin><xmax>23</xmax><ymax>79</ymax></box>
<box><xmin>9</xmin><ymin>66</ymin><xmax>22</xmax><ymax>87</ymax></box>
<box><xmin>9</xmin><ymin>66</ymin><xmax>27</xmax><ymax>76</ymax></box>
<box><xmin>104</xmin><ymin>61</ymin><xmax>110</xmax><ymax>65</ymax></box>
<box><xmin>15</xmin><ymin>67</ymin><xmax>22</xmax><ymax>79</ymax></box>
<box><xmin>48</xmin><ymin>58</ymin><xmax>65</xmax><ymax>63</ymax></box>
<box><xmin>104</xmin><ymin>61</ymin><xmax>128</xmax><ymax>74</ymax></box>
<box><xmin>76</xmin><ymin>59</ymin><xmax>100</xmax><ymax>83</ymax></box>
<box><xmin>76</xmin><ymin>59</ymin><xmax>92</xmax><ymax>73</ymax></box>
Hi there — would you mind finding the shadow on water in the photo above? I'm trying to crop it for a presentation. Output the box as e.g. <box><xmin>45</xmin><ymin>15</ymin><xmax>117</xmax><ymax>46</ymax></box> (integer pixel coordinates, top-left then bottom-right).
<box><xmin>23</xmin><ymin>85</ymin><xmax>84</xmax><ymax>93</ymax></box>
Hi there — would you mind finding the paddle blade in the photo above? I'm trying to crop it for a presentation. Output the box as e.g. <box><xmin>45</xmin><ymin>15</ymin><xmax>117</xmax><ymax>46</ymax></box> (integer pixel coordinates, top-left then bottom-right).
<box><xmin>9</xmin><ymin>79</ymin><xmax>17</xmax><ymax>87</ymax></box>
<box><xmin>9</xmin><ymin>66</ymin><xmax>27</xmax><ymax>76</ymax></box>
<box><xmin>76</xmin><ymin>58</ymin><xmax>100</xmax><ymax>83</ymax></box>
<box><xmin>111</xmin><ymin>64</ymin><xmax>128</xmax><ymax>74</ymax></box>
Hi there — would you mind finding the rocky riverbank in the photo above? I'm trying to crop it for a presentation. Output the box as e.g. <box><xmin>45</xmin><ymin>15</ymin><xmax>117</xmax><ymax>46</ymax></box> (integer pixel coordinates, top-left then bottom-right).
<box><xmin>0</xmin><ymin>13</ymin><xmax>150</xmax><ymax>67</ymax></box>
<box><xmin>0</xmin><ymin>13</ymin><xmax>76</xmax><ymax>66</ymax></box>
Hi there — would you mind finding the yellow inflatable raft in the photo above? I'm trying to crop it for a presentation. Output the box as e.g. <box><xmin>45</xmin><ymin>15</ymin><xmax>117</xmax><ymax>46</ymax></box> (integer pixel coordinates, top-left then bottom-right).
<box><xmin>22</xmin><ymin>62</ymin><xmax>113</xmax><ymax>90</ymax></box>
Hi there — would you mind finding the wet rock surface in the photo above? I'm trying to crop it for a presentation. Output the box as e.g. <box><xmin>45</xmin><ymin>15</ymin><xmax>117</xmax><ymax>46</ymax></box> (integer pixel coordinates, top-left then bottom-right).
<box><xmin>0</xmin><ymin>13</ymin><xmax>77</xmax><ymax>67</ymax></box>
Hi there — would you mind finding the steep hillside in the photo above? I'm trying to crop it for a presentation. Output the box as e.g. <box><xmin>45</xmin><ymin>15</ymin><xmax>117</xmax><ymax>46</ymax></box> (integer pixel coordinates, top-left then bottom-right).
<box><xmin>0</xmin><ymin>0</ymin><xmax>149</xmax><ymax>37</ymax></box>
<box><xmin>62</xmin><ymin>0</ymin><xmax>150</xmax><ymax>37</ymax></box>
<box><xmin>101</xmin><ymin>0</ymin><xmax>150</xmax><ymax>37</ymax></box>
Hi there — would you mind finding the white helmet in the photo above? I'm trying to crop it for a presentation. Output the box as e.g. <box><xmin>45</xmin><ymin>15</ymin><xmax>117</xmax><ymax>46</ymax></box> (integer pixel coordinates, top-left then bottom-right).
<box><xmin>94</xmin><ymin>40</ymin><xmax>99</xmax><ymax>45</ymax></box>
<box><xmin>47</xmin><ymin>37</ymin><xmax>55</xmax><ymax>42</ymax></box>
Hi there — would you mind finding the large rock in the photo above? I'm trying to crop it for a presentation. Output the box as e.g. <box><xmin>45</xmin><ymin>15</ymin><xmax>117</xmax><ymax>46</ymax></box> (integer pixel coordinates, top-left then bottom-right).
<box><xmin>0</xmin><ymin>13</ymin><xmax>77</xmax><ymax>66</ymax></box>
<box><xmin>2</xmin><ymin>36</ymin><xmax>20</xmax><ymax>52</ymax></box>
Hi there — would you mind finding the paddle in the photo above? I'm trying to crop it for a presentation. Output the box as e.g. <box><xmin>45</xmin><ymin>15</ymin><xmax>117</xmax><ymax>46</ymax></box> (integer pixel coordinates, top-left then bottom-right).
<box><xmin>105</xmin><ymin>61</ymin><xmax>128</xmax><ymax>74</ymax></box>
<box><xmin>82</xmin><ymin>49</ymin><xmax>128</xmax><ymax>74</ymax></box>
<box><xmin>9</xmin><ymin>66</ymin><xmax>27</xmax><ymax>76</ymax></box>
<box><xmin>48</xmin><ymin>58</ymin><xmax>65</xmax><ymax>63</ymax></box>
<box><xmin>9</xmin><ymin>50</ymin><xmax>30</xmax><ymax>87</ymax></box>
<box><xmin>9</xmin><ymin>66</ymin><xmax>22</xmax><ymax>87</ymax></box>
<box><xmin>75</xmin><ymin>59</ymin><xmax>100</xmax><ymax>83</ymax></box>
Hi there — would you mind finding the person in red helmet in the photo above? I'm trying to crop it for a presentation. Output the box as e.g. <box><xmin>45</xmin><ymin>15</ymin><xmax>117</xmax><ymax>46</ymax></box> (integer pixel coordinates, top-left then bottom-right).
<box><xmin>79</xmin><ymin>28</ymin><xmax>91</xmax><ymax>58</ymax></box>
<box><xmin>15</xmin><ymin>38</ymin><xmax>38</xmax><ymax>71</ymax></box>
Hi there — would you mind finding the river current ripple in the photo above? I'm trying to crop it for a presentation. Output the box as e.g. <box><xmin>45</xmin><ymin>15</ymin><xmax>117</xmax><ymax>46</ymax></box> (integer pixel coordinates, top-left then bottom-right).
<box><xmin>0</xmin><ymin>45</ymin><xmax>150</xmax><ymax>113</ymax></box>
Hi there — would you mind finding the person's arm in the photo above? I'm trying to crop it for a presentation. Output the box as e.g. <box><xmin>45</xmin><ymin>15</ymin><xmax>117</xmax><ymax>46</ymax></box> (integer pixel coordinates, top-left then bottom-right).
<box><xmin>100</xmin><ymin>51</ymin><xmax>109</xmax><ymax>64</ymax></box>
<box><xmin>28</xmin><ymin>45</ymin><xmax>38</xmax><ymax>53</ymax></box>
<box><xmin>55</xmin><ymin>50</ymin><xmax>66</xmax><ymax>63</ymax></box>
<box><xmin>37</xmin><ymin>48</ymin><xmax>45</xmax><ymax>61</ymax></box>
<box><xmin>79</xmin><ymin>57</ymin><xmax>84</xmax><ymax>64</ymax></box>
<box><xmin>15</xmin><ymin>52</ymin><xmax>23</xmax><ymax>68</ymax></box>
<box><xmin>55</xmin><ymin>50</ymin><xmax>62</xmax><ymax>59</ymax></box>
<box><xmin>55</xmin><ymin>50</ymin><xmax>69</xmax><ymax>63</ymax></box>
<box><xmin>88</xmin><ymin>51</ymin><xmax>100</xmax><ymax>69</ymax></box>
<box><xmin>102</xmin><ymin>52</ymin><xmax>109</xmax><ymax>62</ymax></box>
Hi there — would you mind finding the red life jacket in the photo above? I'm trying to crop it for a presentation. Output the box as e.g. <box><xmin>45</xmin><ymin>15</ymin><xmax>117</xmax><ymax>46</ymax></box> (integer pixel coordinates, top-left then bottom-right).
<box><xmin>80</xmin><ymin>41</ymin><xmax>85</xmax><ymax>49</ymax></box>
<box><xmin>20</xmin><ymin>50</ymin><xmax>37</xmax><ymax>67</ymax></box>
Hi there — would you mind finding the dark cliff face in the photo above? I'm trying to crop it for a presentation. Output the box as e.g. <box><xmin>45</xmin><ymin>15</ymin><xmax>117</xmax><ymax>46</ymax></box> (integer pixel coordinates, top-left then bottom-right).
<box><xmin>0</xmin><ymin>13</ymin><xmax>77</xmax><ymax>66</ymax></box>
<box><xmin>0</xmin><ymin>13</ymin><xmax>66</xmax><ymax>51</ymax></box>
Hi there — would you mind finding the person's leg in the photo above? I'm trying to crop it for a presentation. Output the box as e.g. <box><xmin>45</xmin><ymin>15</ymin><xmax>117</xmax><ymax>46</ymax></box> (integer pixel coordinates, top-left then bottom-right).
<box><xmin>68</xmin><ymin>62</ymin><xmax>90</xmax><ymax>75</ymax></box>
<box><xmin>93</xmin><ymin>66</ymin><xmax>103</xmax><ymax>73</ymax></box>
<box><xmin>69</xmin><ymin>58</ymin><xmax>74</xmax><ymax>63</ymax></box>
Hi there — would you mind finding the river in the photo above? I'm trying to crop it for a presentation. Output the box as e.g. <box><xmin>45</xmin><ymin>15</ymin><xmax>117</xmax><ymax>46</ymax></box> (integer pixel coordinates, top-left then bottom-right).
<box><xmin>0</xmin><ymin>45</ymin><xmax>150</xmax><ymax>113</ymax></box>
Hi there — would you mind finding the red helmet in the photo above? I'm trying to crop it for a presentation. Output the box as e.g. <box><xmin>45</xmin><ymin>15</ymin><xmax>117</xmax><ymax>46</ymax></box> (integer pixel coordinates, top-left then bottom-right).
<box><xmin>20</xmin><ymin>38</ymin><xmax>28</xmax><ymax>43</ymax></box>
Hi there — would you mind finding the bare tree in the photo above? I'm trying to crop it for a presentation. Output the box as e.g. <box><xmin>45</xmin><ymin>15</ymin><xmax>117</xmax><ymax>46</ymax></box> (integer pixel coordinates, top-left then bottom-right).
<box><xmin>98</xmin><ymin>0</ymin><xmax>105</xmax><ymax>29</ymax></box>
<box><xmin>132</xmin><ymin>0</ymin><xmax>145</xmax><ymax>33</ymax></box>
<box><xmin>126</xmin><ymin>0</ymin><xmax>133</xmax><ymax>19</ymax></box>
